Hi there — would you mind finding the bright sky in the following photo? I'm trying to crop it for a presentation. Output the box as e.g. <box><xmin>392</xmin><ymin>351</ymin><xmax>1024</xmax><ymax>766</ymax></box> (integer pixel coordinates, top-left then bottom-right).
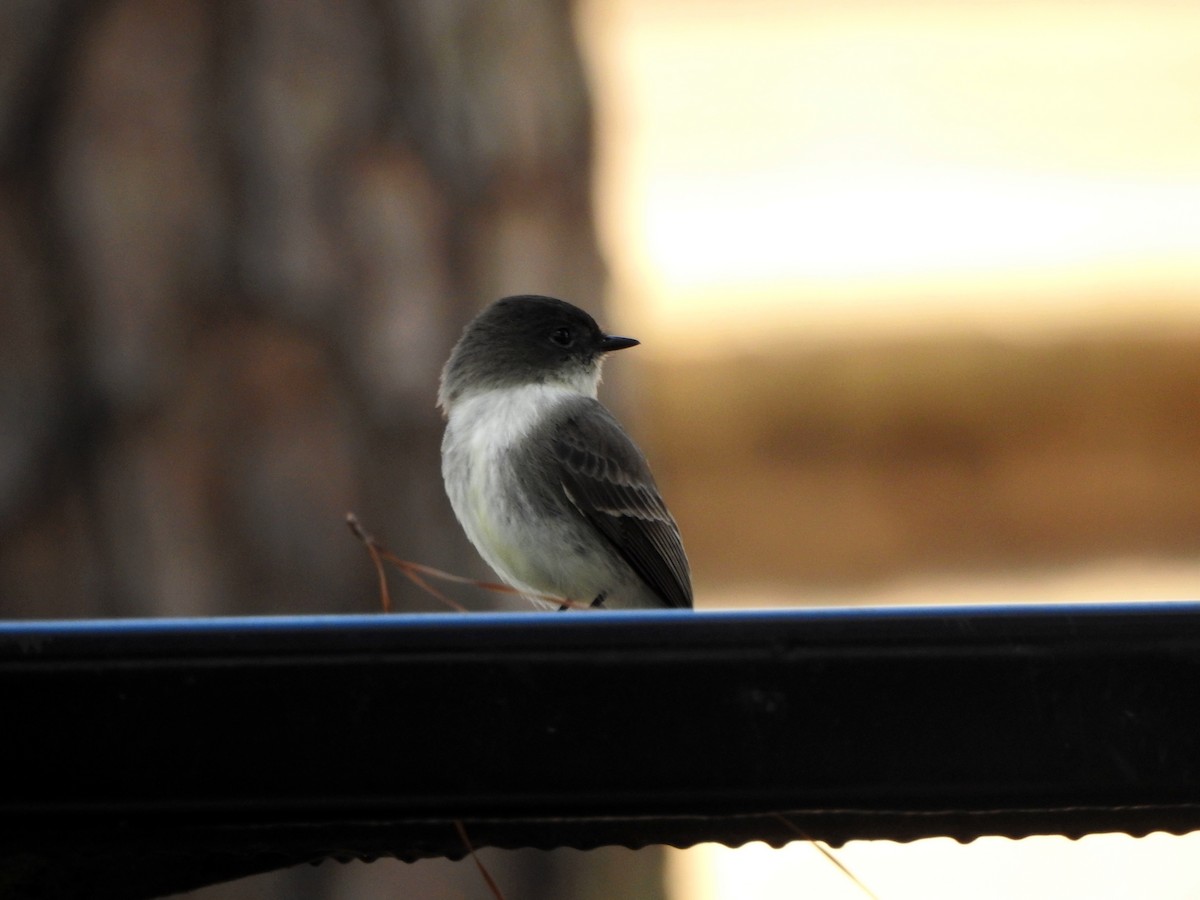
<box><xmin>580</xmin><ymin>0</ymin><xmax>1200</xmax><ymax>344</ymax></box>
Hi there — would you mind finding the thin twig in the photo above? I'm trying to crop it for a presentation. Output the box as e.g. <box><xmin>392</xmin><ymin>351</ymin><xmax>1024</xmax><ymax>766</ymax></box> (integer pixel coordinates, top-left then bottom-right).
<box><xmin>345</xmin><ymin>514</ymin><xmax>393</xmax><ymax>612</ymax></box>
<box><xmin>347</xmin><ymin>512</ymin><xmax>589</xmax><ymax>612</ymax></box>
<box><xmin>454</xmin><ymin>820</ymin><xmax>507</xmax><ymax>900</ymax></box>
<box><xmin>772</xmin><ymin>813</ymin><xmax>881</xmax><ymax>900</ymax></box>
<box><xmin>393</xmin><ymin>561</ymin><xmax>469</xmax><ymax>613</ymax></box>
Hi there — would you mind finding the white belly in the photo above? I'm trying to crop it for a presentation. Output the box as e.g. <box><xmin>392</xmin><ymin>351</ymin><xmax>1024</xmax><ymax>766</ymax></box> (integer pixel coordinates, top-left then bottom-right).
<box><xmin>442</xmin><ymin>386</ymin><xmax>581</xmax><ymax>600</ymax></box>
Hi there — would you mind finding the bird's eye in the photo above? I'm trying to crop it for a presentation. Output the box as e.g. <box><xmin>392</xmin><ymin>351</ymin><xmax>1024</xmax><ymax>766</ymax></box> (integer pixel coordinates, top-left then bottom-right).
<box><xmin>549</xmin><ymin>327</ymin><xmax>575</xmax><ymax>348</ymax></box>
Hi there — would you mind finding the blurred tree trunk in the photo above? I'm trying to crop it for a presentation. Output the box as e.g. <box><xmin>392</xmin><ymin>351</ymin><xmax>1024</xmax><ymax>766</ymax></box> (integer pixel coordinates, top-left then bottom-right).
<box><xmin>0</xmin><ymin>1</ymin><xmax>662</xmax><ymax>898</ymax></box>
<box><xmin>0</xmin><ymin>0</ymin><xmax>604</xmax><ymax>614</ymax></box>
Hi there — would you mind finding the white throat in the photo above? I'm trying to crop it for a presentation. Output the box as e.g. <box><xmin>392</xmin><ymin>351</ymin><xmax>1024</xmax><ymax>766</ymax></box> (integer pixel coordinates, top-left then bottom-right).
<box><xmin>445</xmin><ymin>380</ymin><xmax>591</xmax><ymax>450</ymax></box>
<box><xmin>442</xmin><ymin>362</ymin><xmax>599</xmax><ymax>416</ymax></box>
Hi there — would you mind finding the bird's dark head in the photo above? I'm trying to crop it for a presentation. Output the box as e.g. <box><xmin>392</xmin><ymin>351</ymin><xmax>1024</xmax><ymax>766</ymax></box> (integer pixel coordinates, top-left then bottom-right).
<box><xmin>439</xmin><ymin>295</ymin><xmax>638</xmax><ymax>411</ymax></box>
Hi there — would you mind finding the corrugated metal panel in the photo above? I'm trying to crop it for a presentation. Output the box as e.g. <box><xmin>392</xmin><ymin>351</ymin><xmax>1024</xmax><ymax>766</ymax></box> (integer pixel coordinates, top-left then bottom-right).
<box><xmin>3</xmin><ymin>604</ymin><xmax>1200</xmax><ymax>898</ymax></box>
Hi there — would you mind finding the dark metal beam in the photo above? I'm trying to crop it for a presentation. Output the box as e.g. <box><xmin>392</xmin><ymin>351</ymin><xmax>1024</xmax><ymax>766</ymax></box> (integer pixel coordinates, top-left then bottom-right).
<box><xmin>3</xmin><ymin>603</ymin><xmax>1200</xmax><ymax>898</ymax></box>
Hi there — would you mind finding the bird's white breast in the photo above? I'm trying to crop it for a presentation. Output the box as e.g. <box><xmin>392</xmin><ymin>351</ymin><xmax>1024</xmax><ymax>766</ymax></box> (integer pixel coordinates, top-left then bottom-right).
<box><xmin>441</xmin><ymin>384</ymin><xmax>577</xmax><ymax>592</ymax></box>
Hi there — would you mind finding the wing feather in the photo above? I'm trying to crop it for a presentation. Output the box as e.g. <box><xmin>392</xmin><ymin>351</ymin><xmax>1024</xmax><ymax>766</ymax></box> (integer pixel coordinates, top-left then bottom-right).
<box><xmin>541</xmin><ymin>398</ymin><xmax>693</xmax><ymax>608</ymax></box>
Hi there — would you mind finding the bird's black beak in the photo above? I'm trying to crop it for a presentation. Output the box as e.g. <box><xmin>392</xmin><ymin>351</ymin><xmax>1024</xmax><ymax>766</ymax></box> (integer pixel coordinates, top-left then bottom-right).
<box><xmin>600</xmin><ymin>334</ymin><xmax>640</xmax><ymax>352</ymax></box>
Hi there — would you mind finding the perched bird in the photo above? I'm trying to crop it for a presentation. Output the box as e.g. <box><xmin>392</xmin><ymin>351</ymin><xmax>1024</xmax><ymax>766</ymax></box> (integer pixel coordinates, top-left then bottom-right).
<box><xmin>438</xmin><ymin>295</ymin><xmax>692</xmax><ymax>610</ymax></box>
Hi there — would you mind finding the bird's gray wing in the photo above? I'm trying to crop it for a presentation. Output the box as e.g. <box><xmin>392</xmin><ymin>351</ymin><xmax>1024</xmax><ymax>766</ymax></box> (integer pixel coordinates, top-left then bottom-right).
<box><xmin>540</xmin><ymin>397</ymin><xmax>693</xmax><ymax>609</ymax></box>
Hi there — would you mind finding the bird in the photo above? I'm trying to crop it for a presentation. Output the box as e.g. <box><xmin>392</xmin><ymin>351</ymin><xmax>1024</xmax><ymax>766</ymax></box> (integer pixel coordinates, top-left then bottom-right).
<box><xmin>438</xmin><ymin>295</ymin><xmax>692</xmax><ymax>610</ymax></box>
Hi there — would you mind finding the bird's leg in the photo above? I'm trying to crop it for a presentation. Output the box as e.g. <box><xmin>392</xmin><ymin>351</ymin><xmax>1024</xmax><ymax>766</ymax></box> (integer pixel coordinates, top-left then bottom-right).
<box><xmin>557</xmin><ymin>590</ymin><xmax>607</xmax><ymax>611</ymax></box>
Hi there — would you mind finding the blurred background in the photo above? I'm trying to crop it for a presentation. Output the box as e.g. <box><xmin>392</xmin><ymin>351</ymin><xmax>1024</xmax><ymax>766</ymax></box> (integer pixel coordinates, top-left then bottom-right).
<box><xmin>3</xmin><ymin>0</ymin><xmax>1200</xmax><ymax>897</ymax></box>
<box><xmin>585</xmin><ymin>0</ymin><xmax>1200</xmax><ymax>610</ymax></box>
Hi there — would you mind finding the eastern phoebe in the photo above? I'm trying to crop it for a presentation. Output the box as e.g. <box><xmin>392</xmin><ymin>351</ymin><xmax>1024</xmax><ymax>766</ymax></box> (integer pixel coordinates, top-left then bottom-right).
<box><xmin>439</xmin><ymin>295</ymin><xmax>692</xmax><ymax>610</ymax></box>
